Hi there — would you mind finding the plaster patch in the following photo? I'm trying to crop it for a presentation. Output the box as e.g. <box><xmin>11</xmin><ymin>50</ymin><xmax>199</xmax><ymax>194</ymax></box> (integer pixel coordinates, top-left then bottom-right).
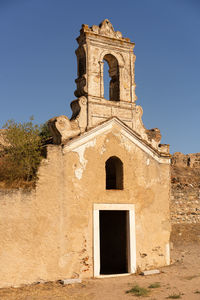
<box><xmin>75</xmin><ymin>168</ymin><xmax>83</xmax><ymax>180</ymax></box>
<box><xmin>73</xmin><ymin>139</ymin><xmax>96</xmax><ymax>179</ymax></box>
<box><xmin>120</xmin><ymin>132</ymin><xmax>133</xmax><ymax>152</ymax></box>
<box><xmin>100</xmin><ymin>145</ymin><xmax>106</xmax><ymax>154</ymax></box>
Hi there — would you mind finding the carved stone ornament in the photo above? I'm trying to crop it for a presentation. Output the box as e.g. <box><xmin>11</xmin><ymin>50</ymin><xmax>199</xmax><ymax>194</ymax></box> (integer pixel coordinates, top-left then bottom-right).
<box><xmin>48</xmin><ymin>96</ymin><xmax>87</xmax><ymax>144</ymax></box>
<box><xmin>80</xmin><ymin>19</ymin><xmax>130</xmax><ymax>41</ymax></box>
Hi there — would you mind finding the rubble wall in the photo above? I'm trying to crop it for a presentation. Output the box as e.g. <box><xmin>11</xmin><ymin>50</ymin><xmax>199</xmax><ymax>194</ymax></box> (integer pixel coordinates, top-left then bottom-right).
<box><xmin>171</xmin><ymin>152</ymin><xmax>200</xmax><ymax>224</ymax></box>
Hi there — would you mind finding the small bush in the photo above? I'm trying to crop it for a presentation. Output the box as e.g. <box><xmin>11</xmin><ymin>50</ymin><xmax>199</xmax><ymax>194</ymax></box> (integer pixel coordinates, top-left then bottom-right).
<box><xmin>148</xmin><ymin>282</ymin><xmax>161</xmax><ymax>289</ymax></box>
<box><xmin>126</xmin><ymin>284</ymin><xmax>150</xmax><ymax>297</ymax></box>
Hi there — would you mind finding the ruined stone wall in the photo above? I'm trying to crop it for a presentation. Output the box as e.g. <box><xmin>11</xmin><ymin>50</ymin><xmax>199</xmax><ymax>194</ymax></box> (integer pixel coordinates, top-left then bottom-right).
<box><xmin>171</xmin><ymin>152</ymin><xmax>200</xmax><ymax>224</ymax></box>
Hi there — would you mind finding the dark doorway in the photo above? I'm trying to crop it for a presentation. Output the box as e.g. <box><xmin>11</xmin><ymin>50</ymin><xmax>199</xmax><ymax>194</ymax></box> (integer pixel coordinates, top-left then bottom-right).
<box><xmin>100</xmin><ymin>210</ymin><xmax>128</xmax><ymax>274</ymax></box>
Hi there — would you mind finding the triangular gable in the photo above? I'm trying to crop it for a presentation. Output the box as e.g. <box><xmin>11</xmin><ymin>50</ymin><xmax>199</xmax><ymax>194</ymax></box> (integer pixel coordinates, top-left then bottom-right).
<box><xmin>63</xmin><ymin>118</ymin><xmax>170</xmax><ymax>164</ymax></box>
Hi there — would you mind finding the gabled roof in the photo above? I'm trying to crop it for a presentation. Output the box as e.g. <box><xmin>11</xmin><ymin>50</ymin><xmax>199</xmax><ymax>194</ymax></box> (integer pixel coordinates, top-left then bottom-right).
<box><xmin>63</xmin><ymin>117</ymin><xmax>170</xmax><ymax>164</ymax></box>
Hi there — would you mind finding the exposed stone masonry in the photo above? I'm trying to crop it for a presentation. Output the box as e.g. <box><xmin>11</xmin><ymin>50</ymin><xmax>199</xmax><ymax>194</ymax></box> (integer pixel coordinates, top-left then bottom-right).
<box><xmin>171</xmin><ymin>152</ymin><xmax>200</xmax><ymax>224</ymax></box>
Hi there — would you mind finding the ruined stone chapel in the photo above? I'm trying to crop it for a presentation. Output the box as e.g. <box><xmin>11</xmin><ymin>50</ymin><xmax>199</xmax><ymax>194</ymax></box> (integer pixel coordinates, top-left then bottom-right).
<box><xmin>0</xmin><ymin>20</ymin><xmax>171</xmax><ymax>287</ymax></box>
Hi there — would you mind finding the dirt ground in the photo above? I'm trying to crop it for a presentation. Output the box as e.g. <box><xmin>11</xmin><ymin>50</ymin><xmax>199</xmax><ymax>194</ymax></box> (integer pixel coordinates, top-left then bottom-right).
<box><xmin>0</xmin><ymin>224</ymin><xmax>200</xmax><ymax>300</ymax></box>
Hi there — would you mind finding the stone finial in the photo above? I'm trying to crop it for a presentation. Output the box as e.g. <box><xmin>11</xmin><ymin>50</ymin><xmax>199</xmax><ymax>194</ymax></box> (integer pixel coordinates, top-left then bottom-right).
<box><xmin>146</xmin><ymin>128</ymin><xmax>162</xmax><ymax>143</ymax></box>
<box><xmin>99</xmin><ymin>19</ymin><xmax>116</xmax><ymax>37</ymax></box>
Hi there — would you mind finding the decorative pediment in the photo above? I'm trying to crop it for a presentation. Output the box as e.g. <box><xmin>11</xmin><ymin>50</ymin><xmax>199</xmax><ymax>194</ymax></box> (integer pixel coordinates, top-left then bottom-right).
<box><xmin>80</xmin><ymin>19</ymin><xmax>130</xmax><ymax>41</ymax></box>
<box><xmin>63</xmin><ymin>118</ymin><xmax>170</xmax><ymax>164</ymax></box>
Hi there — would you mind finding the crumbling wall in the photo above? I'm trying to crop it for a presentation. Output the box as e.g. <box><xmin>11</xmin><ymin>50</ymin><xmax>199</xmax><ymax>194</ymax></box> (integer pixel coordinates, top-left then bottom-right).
<box><xmin>171</xmin><ymin>152</ymin><xmax>200</xmax><ymax>224</ymax></box>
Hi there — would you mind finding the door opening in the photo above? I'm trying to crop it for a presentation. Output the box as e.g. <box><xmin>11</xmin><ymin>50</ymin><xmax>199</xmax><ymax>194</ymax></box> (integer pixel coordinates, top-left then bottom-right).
<box><xmin>100</xmin><ymin>210</ymin><xmax>128</xmax><ymax>275</ymax></box>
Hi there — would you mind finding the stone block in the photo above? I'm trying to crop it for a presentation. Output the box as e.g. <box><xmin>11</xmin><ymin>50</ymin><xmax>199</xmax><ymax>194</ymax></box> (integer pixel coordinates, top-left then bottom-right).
<box><xmin>60</xmin><ymin>278</ymin><xmax>82</xmax><ymax>285</ymax></box>
<box><xmin>140</xmin><ymin>269</ymin><xmax>160</xmax><ymax>276</ymax></box>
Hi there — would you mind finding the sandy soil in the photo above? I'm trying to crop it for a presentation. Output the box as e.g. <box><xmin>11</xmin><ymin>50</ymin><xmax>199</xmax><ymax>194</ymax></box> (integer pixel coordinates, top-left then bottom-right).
<box><xmin>0</xmin><ymin>224</ymin><xmax>200</xmax><ymax>300</ymax></box>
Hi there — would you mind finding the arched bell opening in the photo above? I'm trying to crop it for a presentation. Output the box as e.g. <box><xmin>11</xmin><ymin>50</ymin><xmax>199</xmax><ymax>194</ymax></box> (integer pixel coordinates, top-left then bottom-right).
<box><xmin>103</xmin><ymin>54</ymin><xmax>120</xmax><ymax>101</ymax></box>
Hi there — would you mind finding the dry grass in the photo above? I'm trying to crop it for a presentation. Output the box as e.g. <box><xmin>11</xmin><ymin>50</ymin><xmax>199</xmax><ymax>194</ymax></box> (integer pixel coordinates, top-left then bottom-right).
<box><xmin>167</xmin><ymin>293</ymin><xmax>182</xmax><ymax>299</ymax></box>
<box><xmin>148</xmin><ymin>282</ymin><xmax>161</xmax><ymax>289</ymax></box>
<box><xmin>126</xmin><ymin>284</ymin><xmax>150</xmax><ymax>297</ymax></box>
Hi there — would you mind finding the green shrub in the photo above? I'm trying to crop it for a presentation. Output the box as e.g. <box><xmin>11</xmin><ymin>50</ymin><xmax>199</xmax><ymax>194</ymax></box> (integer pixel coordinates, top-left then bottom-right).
<box><xmin>0</xmin><ymin>119</ymin><xmax>51</xmax><ymax>187</ymax></box>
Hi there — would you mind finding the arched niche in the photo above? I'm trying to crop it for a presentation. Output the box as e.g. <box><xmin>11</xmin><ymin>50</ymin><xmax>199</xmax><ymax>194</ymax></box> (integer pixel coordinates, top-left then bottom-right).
<box><xmin>105</xmin><ymin>156</ymin><xmax>123</xmax><ymax>190</ymax></box>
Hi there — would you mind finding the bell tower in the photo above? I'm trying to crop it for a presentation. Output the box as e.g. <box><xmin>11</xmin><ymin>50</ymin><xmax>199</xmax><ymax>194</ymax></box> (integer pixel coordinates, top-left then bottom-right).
<box><xmin>73</xmin><ymin>19</ymin><xmax>137</xmax><ymax>129</ymax></box>
<box><xmin>49</xmin><ymin>19</ymin><xmax>169</xmax><ymax>155</ymax></box>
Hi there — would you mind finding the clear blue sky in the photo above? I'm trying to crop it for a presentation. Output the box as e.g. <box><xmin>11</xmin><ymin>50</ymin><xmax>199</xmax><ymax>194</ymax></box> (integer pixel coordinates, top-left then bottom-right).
<box><xmin>0</xmin><ymin>0</ymin><xmax>199</xmax><ymax>154</ymax></box>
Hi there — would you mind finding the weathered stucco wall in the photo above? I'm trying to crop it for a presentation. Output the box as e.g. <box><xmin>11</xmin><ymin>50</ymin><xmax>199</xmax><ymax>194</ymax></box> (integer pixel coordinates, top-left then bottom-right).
<box><xmin>0</xmin><ymin>146</ymin><xmax>66</xmax><ymax>287</ymax></box>
<box><xmin>0</xmin><ymin>128</ymin><xmax>170</xmax><ymax>288</ymax></box>
<box><xmin>62</xmin><ymin>126</ymin><xmax>171</xmax><ymax>276</ymax></box>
